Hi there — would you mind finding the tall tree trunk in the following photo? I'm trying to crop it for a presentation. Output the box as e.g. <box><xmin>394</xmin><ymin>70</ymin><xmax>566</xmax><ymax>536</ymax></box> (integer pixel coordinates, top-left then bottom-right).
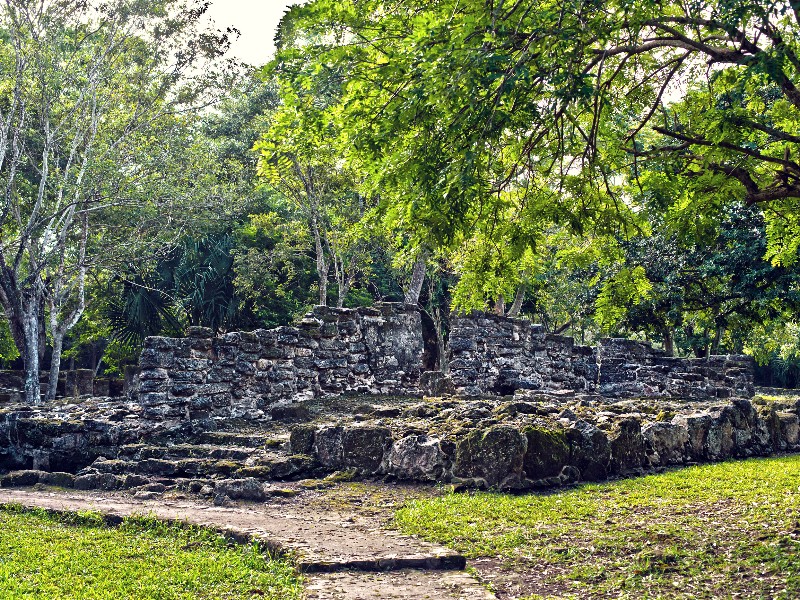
<box><xmin>311</xmin><ymin>215</ymin><xmax>328</xmax><ymax>306</ymax></box>
<box><xmin>493</xmin><ymin>295</ymin><xmax>505</xmax><ymax>316</ymax></box>
<box><xmin>336</xmin><ymin>278</ymin><xmax>349</xmax><ymax>308</ymax></box>
<box><xmin>664</xmin><ymin>328</ymin><xmax>675</xmax><ymax>356</ymax></box>
<box><xmin>46</xmin><ymin>331</ymin><xmax>64</xmax><ymax>402</ymax></box>
<box><xmin>712</xmin><ymin>326</ymin><xmax>724</xmax><ymax>355</ymax></box>
<box><xmin>404</xmin><ymin>251</ymin><xmax>427</xmax><ymax>305</ymax></box>
<box><xmin>507</xmin><ymin>284</ymin><xmax>525</xmax><ymax>317</ymax></box>
<box><xmin>21</xmin><ymin>297</ymin><xmax>41</xmax><ymax>405</ymax></box>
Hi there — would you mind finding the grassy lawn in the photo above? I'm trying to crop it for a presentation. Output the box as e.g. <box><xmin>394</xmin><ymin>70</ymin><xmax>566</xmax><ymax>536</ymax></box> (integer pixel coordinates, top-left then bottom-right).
<box><xmin>0</xmin><ymin>506</ymin><xmax>303</xmax><ymax>600</ymax></box>
<box><xmin>395</xmin><ymin>455</ymin><xmax>800</xmax><ymax>599</ymax></box>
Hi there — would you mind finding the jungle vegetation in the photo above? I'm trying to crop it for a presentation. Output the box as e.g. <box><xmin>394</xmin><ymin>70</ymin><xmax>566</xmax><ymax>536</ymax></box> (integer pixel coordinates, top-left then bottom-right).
<box><xmin>2</xmin><ymin>0</ymin><xmax>800</xmax><ymax>400</ymax></box>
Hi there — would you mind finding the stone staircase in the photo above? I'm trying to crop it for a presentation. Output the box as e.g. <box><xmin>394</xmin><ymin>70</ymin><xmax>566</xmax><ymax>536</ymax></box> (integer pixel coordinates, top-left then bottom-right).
<box><xmin>70</xmin><ymin>418</ymin><xmax>322</xmax><ymax>499</ymax></box>
<box><xmin>0</xmin><ymin>396</ymin><xmax>420</xmax><ymax>500</ymax></box>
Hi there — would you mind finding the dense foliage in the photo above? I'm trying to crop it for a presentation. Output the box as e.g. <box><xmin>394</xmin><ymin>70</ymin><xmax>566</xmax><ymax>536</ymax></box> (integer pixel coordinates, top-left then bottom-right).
<box><xmin>1</xmin><ymin>0</ymin><xmax>800</xmax><ymax>394</ymax></box>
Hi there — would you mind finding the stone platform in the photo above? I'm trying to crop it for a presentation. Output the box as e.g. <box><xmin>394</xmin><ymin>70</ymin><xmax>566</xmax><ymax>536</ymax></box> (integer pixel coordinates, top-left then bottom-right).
<box><xmin>2</xmin><ymin>391</ymin><xmax>797</xmax><ymax>496</ymax></box>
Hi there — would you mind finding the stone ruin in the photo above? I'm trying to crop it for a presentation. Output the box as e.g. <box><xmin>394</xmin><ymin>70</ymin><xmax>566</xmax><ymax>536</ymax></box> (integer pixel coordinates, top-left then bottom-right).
<box><xmin>1</xmin><ymin>302</ymin><xmax>797</xmax><ymax>498</ymax></box>
<box><xmin>131</xmin><ymin>305</ymin><xmax>755</xmax><ymax>423</ymax></box>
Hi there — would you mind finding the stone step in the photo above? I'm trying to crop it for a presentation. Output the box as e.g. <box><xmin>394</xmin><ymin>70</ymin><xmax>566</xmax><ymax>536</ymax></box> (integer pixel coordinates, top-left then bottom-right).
<box><xmin>120</xmin><ymin>444</ymin><xmax>259</xmax><ymax>462</ymax></box>
<box><xmin>238</xmin><ymin>454</ymin><xmax>316</xmax><ymax>480</ymax></box>
<box><xmin>84</xmin><ymin>451</ymin><xmax>317</xmax><ymax>482</ymax></box>
<box><xmin>194</xmin><ymin>431</ymin><xmax>285</xmax><ymax>448</ymax></box>
<box><xmin>88</xmin><ymin>457</ymin><xmax>242</xmax><ymax>479</ymax></box>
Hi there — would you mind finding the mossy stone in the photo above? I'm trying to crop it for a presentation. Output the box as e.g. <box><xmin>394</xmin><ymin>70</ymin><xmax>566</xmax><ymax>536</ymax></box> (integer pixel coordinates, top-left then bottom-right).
<box><xmin>523</xmin><ymin>426</ymin><xmax>569</xmax><ymax>478</ymax></box>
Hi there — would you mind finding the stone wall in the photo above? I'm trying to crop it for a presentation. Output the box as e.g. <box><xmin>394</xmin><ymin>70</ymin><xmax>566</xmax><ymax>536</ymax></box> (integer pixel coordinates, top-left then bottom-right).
<box><xmin>597</xmin><ymin>338</ymin><xmax>756</xmax><ymax>399</ymax></box>
<box><xmin>3</xmin><ymin>394</ymin><xmax>797</xmax><ymax>492</ymax></box>
<box><xmin>0</xmin><ymin>401</ymin><xmax>144</xmax><ymax>473</ymax></box>
<box><xmin>296</xmin><ymin>395</ymin><xmax>799</xmax><ymax>490</ymax></box>
<box><xmin>444</xmin><ymin>313</ymin><xmax>754</xmax><ymax>400</ymax></box>
<box><xmin>134</xmin><ymin>303</ymin><xmax>425</xmax><ymax>421</ymax></box>
<box><xmin>130</xmin><ymin>308</ymin><xmax>756</xmax><ymax>420</ymax></box>
<box><xmin>447</xmin><ymin>313</ymin><xmax>597</xmax><ymax>396</ymax></box>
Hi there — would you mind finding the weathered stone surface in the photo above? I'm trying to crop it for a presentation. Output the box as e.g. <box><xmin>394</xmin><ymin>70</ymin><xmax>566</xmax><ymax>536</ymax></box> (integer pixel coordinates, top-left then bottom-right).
<box><xmin>214</xmin><ymin>478</ymin><xmax>270</xmax><ymax>501</ymax></box>
<box><xmin>673</xmin><ymin>413</ymin><xmax>712</xmax><ymax>461</ymax></box>
<box><xmin>387</xmin><ymin>436</ymin><xmax>449</xmax><ymax>481</ymax></box>
<box><xmin>0</xmin><ymin>470</ymin><xmax>42</xmax><ymax>487</ymax></box>
<box><xmin>1</xmin><ymin>389</ymin><xmax>797</xmax><ymax>496</ymax></box>
<box><xmin>608</xmin><ymin>418</ymin><xmax>649</xmax><ymax>474</ymax></box>
<box><xmin>446</xmin><ymin>313</ymin><xmax>753</xmax><ymax>400</ymax></box>
<box><xmin>313</xmin><ymin>426</ymin><xmax>345</xmax><ymax>470</ymax></box>
<box><xmin>642</xmin><ymin>421</ymin><xmax>689</xmax><ymax>466</ymax></box>
<box><xmin>133</xmin><ymin>304</ymin><xmax>426</xmax><ymax>421</ymax></box>
<box><xmin>452</xmin><ymin>425</ymin><xmax>527</xmax><ymax>487</ymax></box>
<box><xmin>523</xmin><ymin>426</ymin><xmax>569</xmax><ymax>479</ymax></box>
<box><xmin>271</xmin><ymin>404</ymin><xmax>312</xmax><ymax>421</ymax></box>
<box><xmin>598</xmin><ymin>339</ymin><xmax>754</xmax><ymax>400</ymax></box>
<box><xmin>567</xmin><ymin>420</ymin><xmax>612</xmax><ymax>481</ymax></box>
<box><xmin>290</xmin><ymin>424</ymin><xmax>317</xmax><ymax>455</ymax></box>
<box><xmin>74</xmin><ymin>472</ymin><xmax>121</xmax><ymax>491</ymax></box>
<box><xmin>342</xmin><ymin>426</ymin><xmax>392</xmax><ymax>474</ymax></box>
<box><xmin>39</xmin><ymin>471</ymin><xmax>76</xmax><ymax>488</ymax></box>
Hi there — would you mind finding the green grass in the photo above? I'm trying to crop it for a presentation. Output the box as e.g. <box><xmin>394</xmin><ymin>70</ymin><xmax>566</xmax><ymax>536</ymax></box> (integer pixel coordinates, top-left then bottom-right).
<box><xmin>395</xmin><ymin>455</ymin><xmax>800</xmax><ymax>599</ymax></box>
<box><xmin>0</xmin><ymin>506</ymin><xmax>303</xmax><ymax>599</ymax></box>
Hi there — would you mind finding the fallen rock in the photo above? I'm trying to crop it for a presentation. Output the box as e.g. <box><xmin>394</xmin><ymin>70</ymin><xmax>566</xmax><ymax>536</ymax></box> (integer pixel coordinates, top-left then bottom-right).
<box><xmin>342</xmin><ymin>426</ymin><xmax>392</xmax><ymax>473</ymax></box>
<box><xmin>74</xmin><ymin>472</ymin><xmax>122</xmax><ymax>491</ymax></box>
<box><xmin>609</xmin><ymin>418</ymin><xmax>648</xmax><ymax>474</ymax></box>
<box><xmin>270</xmin><ymin>404</ymin><xmax>311</xmax><ymax>421</ymax></box>
<box><xmin>290</xmin><ymin>424</ymin><xmax>317</xmax><ymax>455</ymax></box>
<box><xmin>1</xmin><ymin>470</ymin><xmax>43</xmax><ymax>488</ymax></box>
<box><xmin>214</xmin><ymin>478</ymin><xmax>270</xmax><ymax>502</ymax></box>
<box><xmin>642</xmin><ymin>421</ymin><xmax>689</xmax><ymax>466</ymax></box>
<box><xmin>312</xmin><ymin>426</ymin><xmax>344</xmax><ymax>470</ymax></box>
<box><xmin>39</xmin><ymin>471</ymin><xmax>76</xmax><ymax>488</ymax></box>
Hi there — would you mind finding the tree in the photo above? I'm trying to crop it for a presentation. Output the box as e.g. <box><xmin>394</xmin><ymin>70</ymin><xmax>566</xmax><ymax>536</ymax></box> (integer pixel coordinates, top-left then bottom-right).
<box><xmin>609</xmin><ymin>202</ymin><xmax>800</xmax><ymax>356</ymax></box>
<box><xmin>275</xmin><ymin>1</ymin><xmax>800</xmax><ymax>282</ymax></box>
<box><xmin>255</xmin><ymin>59</ymin><xmax>374</xmax><ymax>308</ymax></box>
<box><xmin>0</xmin><ymin>0</ymin><xmax>234</xmax><ymax>403</ymax></box>
<box><xmin>269</xmin><ymin>0</ymin><xmax>647</xmax><ymax>313</ymax></box>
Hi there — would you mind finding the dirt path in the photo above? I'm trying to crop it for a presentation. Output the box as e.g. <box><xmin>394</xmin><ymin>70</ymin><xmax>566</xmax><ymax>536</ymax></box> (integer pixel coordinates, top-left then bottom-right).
<box><xmin>0</xmin><ymin>487</ymin><xmax>496</xmax><ymax>600</ymax></box>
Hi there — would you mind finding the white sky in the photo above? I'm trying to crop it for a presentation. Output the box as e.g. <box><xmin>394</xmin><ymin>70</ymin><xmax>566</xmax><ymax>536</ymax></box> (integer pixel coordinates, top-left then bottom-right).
<box><xmin>205</xmin><ymin>0</ymin><xmax>305</xmax><ymax>65</ymax></box>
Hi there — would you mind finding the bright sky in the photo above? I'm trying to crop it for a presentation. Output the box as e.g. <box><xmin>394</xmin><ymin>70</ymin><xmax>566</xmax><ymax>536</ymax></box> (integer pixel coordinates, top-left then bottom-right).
<box><xmin>205</xmin><ymin>0</ymin><xmax>305</xmax><ymax>66</ymax></box>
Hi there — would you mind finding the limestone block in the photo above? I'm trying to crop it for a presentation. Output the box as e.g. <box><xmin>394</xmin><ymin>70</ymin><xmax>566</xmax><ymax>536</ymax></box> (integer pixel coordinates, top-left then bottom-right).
<box><xmin>452</xmin><ymin>425</ymin><xmax>527</xmax><ymax>487</ymax></box>
<box><xmin>387</xmin><ymin>435</ymin><xmax>450</xmax><ymax>481</ymax></box>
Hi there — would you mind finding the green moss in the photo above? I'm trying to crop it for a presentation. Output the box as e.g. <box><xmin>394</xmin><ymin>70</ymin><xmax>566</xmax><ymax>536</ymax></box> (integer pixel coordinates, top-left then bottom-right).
<box><xmin>212</xmin><ymin>460</ymin><xmax>241</xmax><ymax>475</ymax></box>
<box><xmin>237</xmin><ymin>466</ymin><xmax>273</xmax><ymax>479</ymax></box>
<box><xmin>324</xmin><ymin>468</ymin><xmax>358</xmax><ymax>483</ymax></box>
<box><xmin>522</xmin><ymin>426</ymin><xmax>569</xmax><ymax>478</ymax></box>
<box><xmin>655</xmin><ymin>410</ymin><xmax>675</xmax><ymax>422</ymax></box>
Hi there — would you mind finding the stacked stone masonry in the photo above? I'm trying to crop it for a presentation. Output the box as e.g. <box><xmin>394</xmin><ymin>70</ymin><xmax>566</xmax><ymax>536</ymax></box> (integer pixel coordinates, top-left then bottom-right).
<box><xmin>131</xmin><ymin>309</ymin><xmax>756</xmax><ymax>422</ymax></box>
<box><xmin>2</xmin><ymin>394</ymin><xmax>798</xmax><ymax>493</ymax></box>
<box><xmin>446</xmin><ymin>313</ymin><xmax>755</xmax><ymax>400</ymax></box>
<box><xmin>447</xmin><ymin>313</ymin><xmax>597</xmax><ymax>396</ymax></box>
<box><xmin>134</xmin><ymin>303</ymin><xmax>425</xmax><ymax>421</ymax></box>
<box><xmin>597</xmin><ymin>338</ymin><xmax>755</xmax><ymax>399</ymax></box>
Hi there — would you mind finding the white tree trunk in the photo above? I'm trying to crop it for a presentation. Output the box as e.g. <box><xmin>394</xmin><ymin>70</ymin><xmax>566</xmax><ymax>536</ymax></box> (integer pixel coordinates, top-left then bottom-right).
<box><xmin>507</xmin><ymin>285</ymin><xmax>525</xmax><ymax>317</ymax></box>
<box><xmin>312</xmin><ymin>215</ymin><xmax>329</xmax><ymax>306</ymax></box>
<box><xmin>21</xmin><ymin>299</ymin><xmax>41</xmax><ymax>405</ymax></box>
<box><xmin>46</xmin><ymin>331</ymin><xmax>64</xmax><ymax>403</ymax></box>
<box><xmin>404</xmin><ymin>251</ymin><xmax>427</xmax><ymax>305</ymax></box>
